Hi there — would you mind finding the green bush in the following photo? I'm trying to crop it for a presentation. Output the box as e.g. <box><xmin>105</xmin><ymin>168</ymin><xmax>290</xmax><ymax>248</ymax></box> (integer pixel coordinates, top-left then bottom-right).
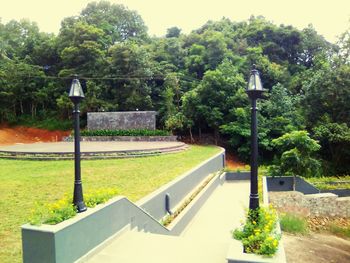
<box><xmin>279</xmin><ymin>213</ymin><xmax>308</xmax><ymax>234</ymax></box>
<box><xmin>80</xmin><ymin>129</ymin><xmax>171</xmax><ymax>137</ymax></box>
<box><xmin>29</xmin><ymin>188</ymin><xmax>118</xmax><ymax>225</ymax></box>
<box><xmin>233</xmin><ymin>206</ymin><xmax>281</xmax><ymax>256</ymax></box>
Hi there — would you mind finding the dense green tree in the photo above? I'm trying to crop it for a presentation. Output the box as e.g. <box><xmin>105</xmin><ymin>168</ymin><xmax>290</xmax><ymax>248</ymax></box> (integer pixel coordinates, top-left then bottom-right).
<box><xmin>194</xmin><ymin>60</ymin><xmax>245</xmax><ymax>143</ymax></box>
<box><xmin>166</xmin><ymin>27</ymin><xmax>181</xmax><ymax>38</ymax></box>
<box><xmin>313</xmin><ymin>122</ymin><xmax>350</xmax><ymax>175</ymax></box>
<box><xmin>107</xmin><ymin>42</ymin><xmax>153</xmax><ymax>110</ymax></box>
<box><xmin>269</xmin><ymin>131</ymin><xmax>321</xmax><ymax>190</ymax></box>
<box><xmin>80</xmin><ymin>1</ymin><xmax>148</xmax><ymax>44</ymax></box>
<box><xmin>58</xmin><ymin>21</ymin><xmax>106</xmax><ymax>76</ymax></box>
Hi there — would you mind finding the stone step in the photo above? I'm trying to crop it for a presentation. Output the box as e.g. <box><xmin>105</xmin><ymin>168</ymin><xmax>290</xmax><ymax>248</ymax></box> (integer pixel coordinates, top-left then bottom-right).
<box><xmin>0</xmin><ymin>144</ymin><xmax>189</xmax><ymax>160</ymax></box>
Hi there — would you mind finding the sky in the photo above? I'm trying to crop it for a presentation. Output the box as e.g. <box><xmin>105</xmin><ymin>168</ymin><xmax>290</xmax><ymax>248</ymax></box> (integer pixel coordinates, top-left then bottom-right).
<box><xmin>0</xmin><ymin>0</ymin><xmax>349</xmax><ymax>43</ymax></box>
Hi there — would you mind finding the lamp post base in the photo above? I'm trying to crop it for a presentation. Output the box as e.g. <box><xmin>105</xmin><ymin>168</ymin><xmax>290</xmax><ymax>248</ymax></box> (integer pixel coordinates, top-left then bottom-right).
<box><xmin>249</xmin><ymin>194</ymin><xmax>259</xmax><ymax>211</ymax></box>
<box><xmin>73</xmin><ymin>182</ymin><xmax>87</xmax><ymax>213</ymax></box>
<box><xmin>75</xmin><ymin>201</ymin><xmax>87</xmax><ymax>213</ymax></box>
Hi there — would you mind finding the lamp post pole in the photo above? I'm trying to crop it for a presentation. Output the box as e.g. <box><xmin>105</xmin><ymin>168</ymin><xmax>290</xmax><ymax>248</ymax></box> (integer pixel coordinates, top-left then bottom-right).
<box><xmin>69</xmin><ymin>76</ymin><xmax>87</xmax><ymax>213</ymax></box>
<box><xmin>246</xmin><ymin>65</ymin><xmax>265</xmax><ymax>211</ymax></box>
<box><xmin>249</xmin><ymin>96</ymin><xmax>259</xmax><ymax>210</ymax></box>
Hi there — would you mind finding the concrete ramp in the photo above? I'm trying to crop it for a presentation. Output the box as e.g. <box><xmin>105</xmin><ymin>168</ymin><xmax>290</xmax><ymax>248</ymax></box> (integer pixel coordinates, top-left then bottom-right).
<box><xmin>84</xmin><ymin>181</ymin><xmax>250</xmax><ymax>263</ymax></box>
<box><xmin>87</xmin><ymin>230</ymin><xmax>228</xmax><ymax>263</ymax></box>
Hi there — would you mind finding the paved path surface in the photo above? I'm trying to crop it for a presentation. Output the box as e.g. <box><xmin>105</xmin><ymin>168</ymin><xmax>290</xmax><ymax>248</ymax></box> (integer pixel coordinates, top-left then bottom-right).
<box><xmin>0</xmin><ymin>141</ymin><xmax>185</xmax><ymax>153</ymax></box>
<box><xmin>86</xmin><ymin>181</ymin><xmax>249</xmax><ymax>263</ymax></box>
<box><xmin>181</xmin><ymin>181</ymin><xmax>248</xmax><ymax>242</ymax></box>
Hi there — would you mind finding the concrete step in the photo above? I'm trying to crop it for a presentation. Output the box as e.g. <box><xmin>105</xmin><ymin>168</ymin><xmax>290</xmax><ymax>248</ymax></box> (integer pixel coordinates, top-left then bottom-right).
<box><xmin>86</xmin><ymin>230</ymin><xmax>228</xmax><ymax>263</ymax></box>
<box><xmin>0</xmin><ymin>144</ymin><xmax>189</xmax><ymax>160</ymax></box>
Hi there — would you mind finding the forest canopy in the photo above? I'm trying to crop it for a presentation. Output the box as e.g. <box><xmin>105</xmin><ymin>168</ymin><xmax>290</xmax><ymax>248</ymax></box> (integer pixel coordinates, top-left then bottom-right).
<box><xmin>0</xmin><ymin>1</ymin><xmax>349</xmax><ymax>175</ymax></box>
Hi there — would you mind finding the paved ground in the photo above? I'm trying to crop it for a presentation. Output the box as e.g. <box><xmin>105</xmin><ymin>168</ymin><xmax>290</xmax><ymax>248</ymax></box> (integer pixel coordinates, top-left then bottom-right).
<box><xmin>85</xmin><ymin>181</ymin><xmax>249</xmax><ymax>263</ymax></box>
<box><xmin>181</xmin><ymin>181</ymin><xmax>248</xmax><ymax>242</ymax></box>
<box><xmin>283</xmin><ymin>233</ymin><xmax>350</xmax><ymax>263</ymax></box>
<box><xmin>0</xmin><ymin>141</ymin><xmax>185</xmax><ymax>153</ymax></box>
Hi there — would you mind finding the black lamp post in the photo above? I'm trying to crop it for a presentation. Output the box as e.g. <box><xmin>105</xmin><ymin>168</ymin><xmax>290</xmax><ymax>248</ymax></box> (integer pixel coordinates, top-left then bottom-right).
<box><xmin>69</xmin><ymin>76</ymin><xmax>87</xmax><ymax>213</ymax></box>
<box><xmin>246</xmin><ymin>65</ymin><xmax>265</xmax><ymax>211</ymax></box>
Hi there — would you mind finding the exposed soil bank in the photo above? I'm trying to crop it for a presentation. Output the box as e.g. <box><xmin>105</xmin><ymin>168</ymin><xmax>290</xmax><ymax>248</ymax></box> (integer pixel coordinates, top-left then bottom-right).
<box><xmin>0</xmin><ymin>125</ymin><xmax>70</xmax><ymax>146</ymax></box>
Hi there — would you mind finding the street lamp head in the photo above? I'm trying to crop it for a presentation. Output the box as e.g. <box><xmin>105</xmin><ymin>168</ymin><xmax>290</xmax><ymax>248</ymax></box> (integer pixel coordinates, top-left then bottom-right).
<box><xmin>246</xmin><ymin>65</ymin><xmax>265</xmax><ymax>99</ymax></box>
<box><xmin>69</xmin><ymin>76</ymin><xmax>84</xmax><ymax>104</ymax></box>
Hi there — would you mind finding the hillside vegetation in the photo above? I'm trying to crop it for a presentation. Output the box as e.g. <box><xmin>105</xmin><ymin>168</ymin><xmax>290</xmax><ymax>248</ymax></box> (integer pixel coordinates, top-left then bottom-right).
<box><xmin>0</xmin><ymin>1</ymin><xmax>349</xmax><ymax>175</ymax></box>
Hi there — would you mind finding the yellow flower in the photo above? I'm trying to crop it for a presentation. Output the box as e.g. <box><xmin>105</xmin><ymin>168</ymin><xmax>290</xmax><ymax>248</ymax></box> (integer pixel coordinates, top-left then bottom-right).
<box><xmin>252</xmin><ymin>221</ymin><xmax>256</xmax><ymax>225</ymax></box>
<box><xmin>273</xmin><ymin>240</ymin><xmax>278</xmax><ymax>247</ymax></box>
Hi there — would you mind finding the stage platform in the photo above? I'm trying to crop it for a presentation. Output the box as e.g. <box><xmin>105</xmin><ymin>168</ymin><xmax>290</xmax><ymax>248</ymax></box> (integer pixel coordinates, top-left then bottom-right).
<box><xmin>0</xmin><ymin>141</ymin><xmax>188</xmax><ymax>160</ymax></box>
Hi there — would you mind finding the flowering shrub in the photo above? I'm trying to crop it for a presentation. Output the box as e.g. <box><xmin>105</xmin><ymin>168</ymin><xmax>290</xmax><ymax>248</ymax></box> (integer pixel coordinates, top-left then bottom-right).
<box><xmin>84</xmin><ymin>188</ymin><xmax>118</xmax><ymax>207</ymax></box>
<box><xmin>29</xmin><ymin>188</ymin><xmax>118</xmax><ymax>225</ymax></box>
<box><xmin>233</xmin><ymin>205</ymin><xmax>281</xmax><ymax>256</ymax></box>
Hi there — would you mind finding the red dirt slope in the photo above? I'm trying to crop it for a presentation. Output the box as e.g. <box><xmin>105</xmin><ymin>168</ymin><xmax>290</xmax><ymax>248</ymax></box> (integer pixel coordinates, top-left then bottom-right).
<box><xmin>226</xmin><ymin>152</ymin><xmax>246</xmax><ymax>169</ymax></box>
<box><xmin>0</xmin><ymin>125</ymin><xmax>70</xmax><ymax>146</ymax></box>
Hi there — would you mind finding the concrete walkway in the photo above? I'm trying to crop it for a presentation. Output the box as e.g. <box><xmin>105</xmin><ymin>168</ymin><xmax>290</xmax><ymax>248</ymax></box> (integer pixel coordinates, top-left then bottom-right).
<box><xmin>85</xmin><ymin>181</ymin><xmax>249</xmax><ymax>263</ymax></box>
<box><xmin>181</xmin><ymin>181</ymin><xmax>248</xmax><ymax>242</ymax></box>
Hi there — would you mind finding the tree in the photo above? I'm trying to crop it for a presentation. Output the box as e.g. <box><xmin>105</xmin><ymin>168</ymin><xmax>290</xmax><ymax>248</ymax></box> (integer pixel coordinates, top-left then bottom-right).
<box><xmin>181</xmin><ymin>89</ymin><xmax>200</xmax><ymax>142</ymax></box>
<box><xmin>185</xmin><ymin>44</ymin><xmax>206</xmax><ymax>78</ymax></box>
<box><xmin>269</xmin><ymin>131</ymin><xmax>321</xmax><ymax>190</ymax></box>
<box><xmin>300</xmin><ymin>56</ymin><xmax>350</xmax><ymax>175</ymax></box>
<box><xmin>107</xmin><ymin>42</ymin><xmax>153</xmax><ymax>110</ymax></box>
<box><xmin>166</xmin><ymin>27</ymin><xmax>181</xmax><ymax>38</ymax></box>
<box><xmin>336</xmin><ymin>23</ymin><xmax>350</xmax><ymax>65</ymax></box>
<box><xmin>80</xmin><ymin>1</ymin><xmax>148</xmax><ymax>44</ymax></box>
<box><xmin>313</xmin><ymin>122</ymin><xmax>350</xmax><ymax>175</ymax></box>
<box><xmin>260</xmin><ymin>83</ymin><xmax>304</xmax><ymax>144</ymax></box>
<box><xmin>195</xmin><ymin>60</ymin><xmax>245</xmax><ymax>143</ymax></box>
<box><xmin>158</xmin><ymin>73</ymin><xmax>181</xmax><ymax>128</ymax></box>
<box><xmin>58</xmin><ymin>21</ymin><xmax>106</xmax><ymax>76</ymax></box>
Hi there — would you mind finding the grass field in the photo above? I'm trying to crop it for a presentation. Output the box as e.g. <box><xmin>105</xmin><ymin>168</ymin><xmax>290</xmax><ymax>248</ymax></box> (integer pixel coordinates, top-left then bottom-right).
<box><xmin>306</xmin><ymin>175</ymin><xmax>350</xmax><ymax>190</ymax></box>
<box><xmin>0</xmin><ymin>145</ymin><xmax>220</xmax><ymax>263</ymax></box>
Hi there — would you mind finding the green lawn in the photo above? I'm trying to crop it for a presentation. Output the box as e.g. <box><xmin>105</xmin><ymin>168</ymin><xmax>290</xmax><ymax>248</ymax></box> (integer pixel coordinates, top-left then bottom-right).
<box><xmin>306</xmin><ymin>175</ymin><xmax>350</xmax><ymax>190</ymax></box>
<box><xmin>0</xmin><ymin>145</ymin><xmax>220</xmax><ymax>263</ymax></box>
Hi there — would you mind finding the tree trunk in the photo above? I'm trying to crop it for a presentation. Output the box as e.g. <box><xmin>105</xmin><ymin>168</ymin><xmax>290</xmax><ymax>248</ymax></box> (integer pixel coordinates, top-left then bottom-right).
<box><xmin>31</xmin><ymin>103</ymin><xmax>36</xmax><ymax>118</ymax></box>
<box><xmin>198</xmin><ymin>127</ymin><xmax>202</xmax><ymax>141</ymax></box>
<box><xmin>214</xmin><ymin>128</ymin><xmax>219</xmax><ymax>145</ymax></box>
<box><xmin>189</xmin><ymin>127</ymin><xmax>194</xmax><ymax>143</ymax></box>
<box><xmin>20</xmin><ymin>100</ymin><xmax>24</xmax><ymax>114</ymax></box>
<box><xmin>292</xmin><ymin>175</ymin><xmax>296</xmax><ymax>191</ymax></box>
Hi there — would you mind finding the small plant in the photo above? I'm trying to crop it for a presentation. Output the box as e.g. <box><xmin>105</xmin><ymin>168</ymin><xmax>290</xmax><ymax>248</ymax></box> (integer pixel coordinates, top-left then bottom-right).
<box><xmin>233</xmin><ymin>206</ymin><xmax>281</xmax><ymax>256</ymax></box>
<box><xmin>29</xmin><ymin>188</ymin><xmax>118</xmax><ymax>225</ymax></box>
<box><xmin>280</xmin><ymin>213</ymin><xmax>308</xmax><ymax>234</ymax></box>
<box><xmin>84</xmin><ymin>188</ymin><xmax>118</xmax><ymax>207</ymax></box>
<box><xmin>329</xmin><ymin>223</ymin><xmax>350</xmax><ymax>239</ymax></box>
<box><xmin>80</xmin><ymin>129</ymin><xmax>171</xmax><ymax>137</ymax></box>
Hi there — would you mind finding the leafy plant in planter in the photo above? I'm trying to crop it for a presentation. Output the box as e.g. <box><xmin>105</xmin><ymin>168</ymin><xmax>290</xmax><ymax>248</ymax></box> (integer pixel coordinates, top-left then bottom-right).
<box><xmin>233</xmin><ymin>206</ymin><xmax>281</xmax><ymax>256</ymax></box>
<box><xmin>29</xmin><ymin>188</ymin><xmax>118</xmax><ymax>225</ymax></box>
